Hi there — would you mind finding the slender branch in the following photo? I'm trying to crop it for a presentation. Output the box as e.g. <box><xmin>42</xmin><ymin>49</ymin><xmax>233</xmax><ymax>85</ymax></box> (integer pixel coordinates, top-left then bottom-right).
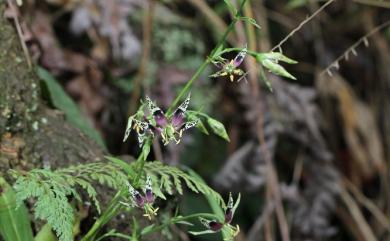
<box><xmin>320</xmin><ymin>20</ymin><xmax>390</xmax><ymax>76</ymax></box>
<box><xmin>6</xmin><ymin>0</ymin><xmax>32</xmax><ymax>68</ymax></box>
<box><xmin>271</xmin><ymin>0</ymin><xmax>335</xmax><ymax>52</ymax></box>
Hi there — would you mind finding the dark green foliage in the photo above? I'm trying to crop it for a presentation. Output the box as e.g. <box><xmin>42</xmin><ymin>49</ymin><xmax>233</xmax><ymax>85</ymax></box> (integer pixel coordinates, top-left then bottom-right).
<box><xmin>11</xmin><ymin>163</ymin><xmax>128</xmax><ymax>241</ymax></box>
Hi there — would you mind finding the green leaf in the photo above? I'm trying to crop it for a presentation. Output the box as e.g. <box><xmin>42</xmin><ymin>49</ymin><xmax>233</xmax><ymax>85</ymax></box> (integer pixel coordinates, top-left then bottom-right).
<box><xmin>232</xmin><ymin>193</ymin><xmax>241</xmax><ymax>215</ymax></box>
<box><xmin>211</xmin><ymin>44</ymin><xmax>225</xmax><ymax>59</ymax></box>
<box><xmin>34</xmin><ymin>224</ymin><xmax>57</xmax><ymax>241</ymax></box>
<box><xmin>261</xmin><ymin>52</ymin><xmax>298</xmax><ymax>64</ymax></box>
<box><xmin>261</xmin><ymin>59</ymin><xmax>297</xmax><ymax>80</ymax></box>
<box><xmin>37</xmin><ymin>67</ymin><xmax>106</xmax><ymax>149</ymax></box>
<box><xmin>240</xmin><ymin>16</ymin><xmax>261</xmax><ymax>29</ymax></box>
<box><xmin>141</xmin><ymin>142</ymin><xmax>151</xmax><ymax>161</ymax></box>
<box><xmin>11</xmin><ymin>163</ymin><xmax>127</xmax><ymax>241</ymax></box>
<box><xmin>0</xmin><ymin>177</ymin><xmax>34</xmax><ymax>241</ymax></box>
<box><xmin>185</xmin><ymin>169</ymin><xmax>225</xmax><ymax>217</ymax></box>
<box><xmin>123</xmin><ymin>116</ymin><xmax>133</xmax><ymax>142</ymax></box>
<box><xmin>188</xmin><ymin>230</ymin><xmax>215</xmax><ymax>236</ymax></box>
<box><xmin>106</xmin><ymin>156</ymin><xmax>136</xmax><ymax>177</ymax></box>
<box><xmin>187</xmin><ymin>112</ymin><xmax>209</xmax><ymax>135</ymax></box>
<box><xmin>259</xmin><ymin>66</ymin><xmax>273</xmax><ymax>92</ymax></box>
<box><xmin>140</xmin><ymin>224</ymin><xmax>155</xmax><ymax>236</ymax></box>
<box><xmin>196</xmin><ymin>119</ymin><xmax>209</xmax><ymax>135</ymax></box>
<box><xmin>207</xmin><ymin>117</ymin><xmax>230</xmax><ymax>142</ymax></box>
<box><xmin>176</xmin><ymin>220</ymin><xmax>194</xmax><ymax>226</ymax></box>
<box><xmin>145</xmin><ymin>162</ymin><xmax>224</xmax><ymax>206</ymax></box>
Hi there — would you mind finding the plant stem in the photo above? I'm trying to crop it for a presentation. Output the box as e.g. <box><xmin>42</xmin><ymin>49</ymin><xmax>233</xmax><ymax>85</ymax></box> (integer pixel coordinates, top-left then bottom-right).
<box><xmin>217</xmin><ymin>47</ymin><xmax>258</xmax><ymax>58</ymax></box>
<box><xmin>80</xmin><ymin>189</ymin><xmax>126</xmax><ymax>241</ymax></box>
<box><xmin>141</xmin><ymin>213</ymin><xmax>219</xmax><ymax>236</ymax></box>
<box><xmin>133</xmin><ymin>138</ymin><xmax>152</xmax><ymax>186</ymax></box>
<box><xmin>167</xmin><ymin>0</ymin><xmax>248</xmax><ymax>115</ymax></box>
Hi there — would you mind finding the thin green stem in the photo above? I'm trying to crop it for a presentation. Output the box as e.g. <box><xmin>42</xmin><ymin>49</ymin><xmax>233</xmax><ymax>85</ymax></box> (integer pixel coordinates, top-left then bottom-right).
<box><xmin>167</xmin><ymin>0</ymin><xmax>248</xmax><ymax>115</ymax></box>
<box><xmin>133</xmin><ymin>138</ymin><xmax>152</xmax><ymax>187</ymax></box>
<box><xmin>216</xmin><ymin>47</ymin><xmax>258</xmax><ymax>58</ymax></box>
<box><xmin>141</xmin><ymin>213</ymin><xmax>219</xmax><ymax>236</ymax></box>
<box><xmin>80</xmin><ymin>189</ymin><xmax>127</xmax><ymax>241</ymax></box>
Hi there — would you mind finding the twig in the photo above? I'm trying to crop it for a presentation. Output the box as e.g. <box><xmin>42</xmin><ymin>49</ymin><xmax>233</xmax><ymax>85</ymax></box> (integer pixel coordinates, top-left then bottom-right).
<box><xmin>6</xmin><ymin>0</ymin><xmax>32</xmax><ymax>68</ymax></box>
<box><xmin>271</xmin><ymin>0</ymin><xmax>335</xmax><ymax>52</ymax></box>
<box><xmin>257</xmin><ymin>116</ymin><xmax>291</xmax><ymax>241</ymax></box>
<box><xmin>353</xmin><ymin>0</ymin><xmax>390</xmax><ymax>9</ymax></box>
<box><xmin>344</xmin><ymin>179</ymin><xmax>390</xmax><ymax>232</ymax></box>
<box><xmin>251</xmin><ymin>1</ymin><xmax>291</xmax><ymax>240</ymax></box>
<box><xmin>320</xmin><ymin>20</ymin><xmax>390</xmax><ymax>76</ymax></box>
<box><xmin>339</xmin><ymin>187</ymin><xmax>378</xmax><ymax>241</ymax></box>
<box><xmin>128</xmin><ymin>0</ymin><xmax>155</xmax><ymax>115</ymax></box>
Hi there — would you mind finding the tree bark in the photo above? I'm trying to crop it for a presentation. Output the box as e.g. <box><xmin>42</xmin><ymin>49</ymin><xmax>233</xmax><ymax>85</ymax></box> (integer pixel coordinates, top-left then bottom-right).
<box><xmin>0</xmin><ymin>3</ymin><xmax>105</xmax><ymax>173</ymax></box>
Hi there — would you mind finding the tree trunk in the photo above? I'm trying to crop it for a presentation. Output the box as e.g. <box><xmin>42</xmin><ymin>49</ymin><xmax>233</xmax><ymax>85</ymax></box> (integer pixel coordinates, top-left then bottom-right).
<box><xmin>0</xmin><ymin>3</ymin><xmax>105</xmax><ymax>173</ymax></box>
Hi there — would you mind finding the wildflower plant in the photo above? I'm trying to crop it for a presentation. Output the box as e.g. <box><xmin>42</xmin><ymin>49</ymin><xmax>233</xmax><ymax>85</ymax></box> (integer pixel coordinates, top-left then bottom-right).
<box><xmin>4</xmin><ymin>0</ymin><xmax>301</xmax><ymax>241</ymax></box>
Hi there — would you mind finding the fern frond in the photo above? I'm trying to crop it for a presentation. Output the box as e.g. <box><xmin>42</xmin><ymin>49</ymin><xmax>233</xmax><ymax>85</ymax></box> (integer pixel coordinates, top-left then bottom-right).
<box><xmin>144</xmin><ymin>162</ymin><xmax>224</xmax><ymax>207</ymax></box>
<box><xmin>11</xmin><ymin>162</ymin><xmax>127</xmax><ymax>241</ymax></box>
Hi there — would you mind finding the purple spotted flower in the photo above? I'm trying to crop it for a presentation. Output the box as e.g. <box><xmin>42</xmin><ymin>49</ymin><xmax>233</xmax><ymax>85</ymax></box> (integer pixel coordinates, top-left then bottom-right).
<box><xmin>144</xmin><ymin>175</ymin><xmax>154</xmax><ymax>204</ymax></box>
<box><xmin>200</xmin><ymin>218</ymin><xmax>224</xmax><ymax>232</ymax></box>
<box><xmin>122</xmin><ymin>175</ymin><xmax>155</xmax><ymax>208</ymax></box>
<box><xmin>191</xmin><ymin>192</ymin><xmax>240</xmax><ymax>237</ymax></box>
<box><xmin>210</xmin><ymin>45</ymin><xmax>248</xmax><ymax>82</ymax></box>
<box><xmin>123</xmin><ymin>94</ymin><xmax>198</xmax><ymax>147</ymax></box>
<box><xmin>145</xmin><ymin>94</ymin><xmax>198</xmax><ymax>145</ymax></box>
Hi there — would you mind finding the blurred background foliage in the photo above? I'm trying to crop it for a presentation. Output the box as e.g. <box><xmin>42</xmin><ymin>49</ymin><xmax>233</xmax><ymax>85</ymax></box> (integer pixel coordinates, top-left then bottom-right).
<box><xmin>5</xmin><ymin>0</ymin><xmax>390</xmax><ymax>240</ymax></box>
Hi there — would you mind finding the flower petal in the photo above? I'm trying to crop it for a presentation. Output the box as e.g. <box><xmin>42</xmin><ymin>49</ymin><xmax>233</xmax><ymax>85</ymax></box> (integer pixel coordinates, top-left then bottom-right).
<box><xmin>180</xmin><ymin>120</ymin><xmax>198</xmax><ymax>131</ymax></box>
<box><xmin>233</xmin><ymin>45</ymin><xmax>247</xmax><ymax>67</ymax></box>
<box><xmin>224</xmin><ymin>192</ymin><xmax>234</xmax><ymax>224</ymax></box>
<box><xmin>172</xmin><ymin>93</ymin><xmax>191</xmax><ymax>128</ymax></box>
<box><xmin>127</xmin><ymin>182</ymin><xmax>145</xmax><ymax>208</ymax></box>
<box><xmin>146</xmin><ymin>96</ymin><xmax>168</xmax><ymax>127</ymax></box>
<box><xmin>144</xmin><ymin>175</ymin><xmax>154</xmax><ymax>204</ymax></box>
<box><xmin>199</xmin><ymin>217</ymin><xmax>223</xmax><ymax>232</ymax></box>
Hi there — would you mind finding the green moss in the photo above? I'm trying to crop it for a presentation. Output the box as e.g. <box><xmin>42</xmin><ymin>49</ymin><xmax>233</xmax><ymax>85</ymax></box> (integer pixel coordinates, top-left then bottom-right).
<box><xmin>0</xmin><ymin>3</ymin><xmax>40</xmax><ymax>134</ymax></box>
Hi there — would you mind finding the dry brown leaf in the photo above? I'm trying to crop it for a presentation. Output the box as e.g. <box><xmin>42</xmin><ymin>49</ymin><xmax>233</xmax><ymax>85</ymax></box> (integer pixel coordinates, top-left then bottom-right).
<box><xmin>318</xmin><ymin>74</ymin><xmax>385</xmax><ymax>181</ymax></box>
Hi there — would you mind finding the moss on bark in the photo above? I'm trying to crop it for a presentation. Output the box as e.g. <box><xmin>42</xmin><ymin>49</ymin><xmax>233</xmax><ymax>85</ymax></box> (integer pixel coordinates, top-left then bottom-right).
<box><xmin>0</xmin><ymin>2</ymin><xmax>104</xmax><ymax>176</ymax></box>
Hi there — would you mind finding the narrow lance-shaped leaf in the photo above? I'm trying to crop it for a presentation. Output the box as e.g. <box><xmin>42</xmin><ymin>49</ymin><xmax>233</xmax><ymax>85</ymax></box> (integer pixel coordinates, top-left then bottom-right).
<box><xmin>240</xmin><ymin>16</ymin><xmax>261</xmax><ymax>29</ymax></box>
<box><xmin>37</xmin><ymin>67</ymin><xmax>106</xmax><ymax>149</ymax></box>
<box><xmin>141</xmin><ymin>140</ymin><xmax>151</xmax><ymax>161</ymax></box>
<box><xmin>261</xmin><ymin>52</ymin><xmax>298</xmax><ymax>64</ymax></box>
<box><xmin>0</xmin><ymin>177</ymin><xmax>34</xmax><ymax>241</ymax></box>
<box><xmin>207</xmin><ymin>117</ymin><xmax>230</xmax><ymax>142</ymax></box>
<box><xmin>261</xmin><ymin>59</ymin><xmax>297</xmax><ymax>80</ymax></box>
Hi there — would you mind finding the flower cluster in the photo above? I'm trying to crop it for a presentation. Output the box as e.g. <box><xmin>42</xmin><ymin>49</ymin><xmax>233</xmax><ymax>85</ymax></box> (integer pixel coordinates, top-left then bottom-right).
<box><xmin>123</xmin><ymin>94</ymin><xmax>198</xmax><ymax>146</ymax></box>
<box><xmin>120</xmin><ymin>176</ymin><xmax>159</xmax><ymax>220</ymax></box>
<box><xmin>210</xmin><ymin>46</ymin><xmax>248</xmax><ymax>82</ymax></box>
